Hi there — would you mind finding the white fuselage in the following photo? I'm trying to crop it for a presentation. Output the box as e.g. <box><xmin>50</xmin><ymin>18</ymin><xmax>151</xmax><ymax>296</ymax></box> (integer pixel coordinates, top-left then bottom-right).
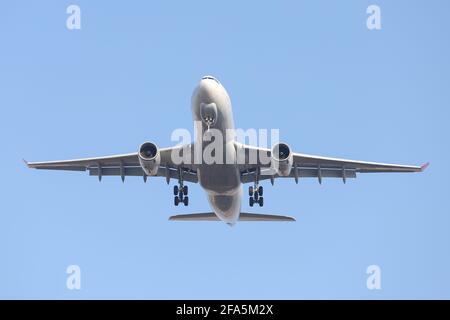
<box><xmin>191</xmin><ymin>77</ymin><xmax>242</xmax><ymax>224</ymax></box>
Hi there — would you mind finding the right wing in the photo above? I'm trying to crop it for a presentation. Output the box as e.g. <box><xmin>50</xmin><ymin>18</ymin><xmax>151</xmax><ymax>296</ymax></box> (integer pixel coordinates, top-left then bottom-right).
<box><xmin>25</xmin><ymin>144</ymin><xmax>198</xmax><ymax>183</ymax></box>
<box><xmin>236</xmin><ymin>142</ymin><xmax>428</xmax><ymax>184</ymax></box>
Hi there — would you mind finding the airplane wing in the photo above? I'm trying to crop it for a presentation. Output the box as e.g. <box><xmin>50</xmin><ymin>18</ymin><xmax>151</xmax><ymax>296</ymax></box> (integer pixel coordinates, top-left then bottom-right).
<box><xmin>25</xmin><ymin>144</ymin><xmax>198</xmax><ymax>183</ymax></box>
<box><xmin>236</xmin><ymin>142</ymin><xmax>428</xmax><ymax>184</ymax></box>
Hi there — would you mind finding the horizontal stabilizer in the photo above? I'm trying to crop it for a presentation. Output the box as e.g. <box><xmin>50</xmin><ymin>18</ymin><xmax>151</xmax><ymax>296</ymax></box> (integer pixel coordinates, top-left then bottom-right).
<box><xmin>169</xmin><ymin>212</ymin><xmax>295</xmax><ymax>222</ymax></box>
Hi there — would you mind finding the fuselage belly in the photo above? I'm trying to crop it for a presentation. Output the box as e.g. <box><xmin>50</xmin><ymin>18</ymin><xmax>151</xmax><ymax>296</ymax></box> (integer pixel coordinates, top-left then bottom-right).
<box><xmin>191</xmin><ymin>76</ymin><xmax>241</xmax><ymax>224</ymax></box>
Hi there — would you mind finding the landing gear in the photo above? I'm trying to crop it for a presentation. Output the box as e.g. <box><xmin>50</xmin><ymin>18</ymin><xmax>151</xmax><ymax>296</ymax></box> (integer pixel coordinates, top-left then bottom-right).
<box><xmin>174</xmin><ymin>168</ymin><xmax>189</xmax><ymax>206</ymax></box>
<box><xmin>174</xmin><ymin>187</ymin><xmax>189</xmax><ymax>206</ymax></box>
<box><xmin>174</xmin><ymin>191</ymin><xmax>189</xmax><ymax>206</ymax></box>
<box><xmin>248</xmin><ymin>185</ymin><xmax>264</xmax><ymax>207</ymax></box>
<box><xmin>258</xmin><ymin>196</ymin><xmax>263</xmax><ymax>207</ymax></box>
<box><xmin>249</xmin><ymin>167</ymin><xmax>264</xmax><ymax>207</ymax></box>
<box><xmin>175</xmin><ymin>195</ymin><xmax>189</xmax><ymax>206</ymax></box>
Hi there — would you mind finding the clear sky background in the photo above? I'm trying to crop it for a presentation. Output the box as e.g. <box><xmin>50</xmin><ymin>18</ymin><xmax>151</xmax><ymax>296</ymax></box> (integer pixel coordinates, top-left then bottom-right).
<box><xmin>1</xmin><ymin>1</ymin><xmax>449</xmax><ymax>299</ymax></box>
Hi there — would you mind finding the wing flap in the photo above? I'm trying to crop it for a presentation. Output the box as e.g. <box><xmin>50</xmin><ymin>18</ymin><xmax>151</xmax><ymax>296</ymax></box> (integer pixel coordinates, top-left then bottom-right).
<box><xmin>241</xmin><ymin>167</ymin><xmax>357</xmax><ymax>184</ymax></box>
<box><xmin>88</xmin><ymin>166</ymin><xmax>198</xmax><ymax>182</ymax></box>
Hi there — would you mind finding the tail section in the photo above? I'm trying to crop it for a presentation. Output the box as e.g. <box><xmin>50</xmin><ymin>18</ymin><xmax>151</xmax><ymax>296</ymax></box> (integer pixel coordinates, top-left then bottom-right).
<box><xmin>239</xmin><ymin>212</ymin><xmax>295</xmax><ymax>221</ymax></box>
<box><xmin>169</xmin><ymin>212</ymin><xmax>295</xmax><ymax>222</ymax></box>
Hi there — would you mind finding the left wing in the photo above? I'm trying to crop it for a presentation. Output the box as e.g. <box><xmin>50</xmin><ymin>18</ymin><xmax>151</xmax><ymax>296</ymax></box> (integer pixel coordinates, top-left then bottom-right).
<box><xmin>237</xmin><ymin>142</ymin><xmax>428</xmax><ymax>184</ymax></box>
<box><xmin>25</xmin><ymin>145</ymin><xmax>198</xmax><ymax>183</ymax></box>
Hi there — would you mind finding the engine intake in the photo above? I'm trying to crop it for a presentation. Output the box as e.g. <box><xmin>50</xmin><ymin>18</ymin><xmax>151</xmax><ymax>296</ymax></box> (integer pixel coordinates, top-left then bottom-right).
<box><xmin>138</xmin><ymin>142</ymin><xmax>160</xmax><ymax>176</ymax></box>
<box><xmin>271</xmin><ymin>142</ymin><xmax>293</xmax><ymax>176</ymax></box>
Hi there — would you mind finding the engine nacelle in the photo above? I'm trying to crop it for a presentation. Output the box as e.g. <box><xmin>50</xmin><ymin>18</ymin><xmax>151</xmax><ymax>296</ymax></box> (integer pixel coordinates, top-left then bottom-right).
<box><xmin>138</xmin><ymin>142</ymin><xmax>160</xmax><ymax>176</ymax></box>
<box><xmin>271</xmin><ymin>142</ymin><xmax>293</xmax><ymax>176</ymax></box>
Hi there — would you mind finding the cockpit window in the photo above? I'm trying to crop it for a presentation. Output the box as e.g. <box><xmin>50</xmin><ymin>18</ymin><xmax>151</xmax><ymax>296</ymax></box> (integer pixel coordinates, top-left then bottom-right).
<box><xmin>201</xmin><ymin>76</ymin><xmax>220</xmax><ymax>84</ymax></box>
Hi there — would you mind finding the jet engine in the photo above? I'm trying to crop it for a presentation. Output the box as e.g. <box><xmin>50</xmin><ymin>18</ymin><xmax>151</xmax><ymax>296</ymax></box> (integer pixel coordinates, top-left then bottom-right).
<box><xmin>138</xmin><ymin>142</ymin><xmax>160</xmax><ymax>176</ymax></box>
<box><xmin>271</xmin><ymin>142</ymin><xmax>293</xmax><ymax>176</ymax></box>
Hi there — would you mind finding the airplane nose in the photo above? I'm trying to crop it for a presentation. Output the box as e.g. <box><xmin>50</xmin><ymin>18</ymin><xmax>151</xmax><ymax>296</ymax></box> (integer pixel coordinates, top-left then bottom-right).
<box><xmin>196</xmin><ymin>78</ymin><xmax>217</xmax><ymax>103</ymax></box>
<box><xmin>192</xmin><ymin>75</ymin><xmax>226</xmax><ymax>119</ymax></box>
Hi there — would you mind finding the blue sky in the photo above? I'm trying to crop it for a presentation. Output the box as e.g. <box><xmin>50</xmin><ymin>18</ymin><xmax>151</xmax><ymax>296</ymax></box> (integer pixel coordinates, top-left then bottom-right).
<box><xmin>1</xmin><ymin>1</ymin><xmax>449</xmax><ymax>299</ymax></box>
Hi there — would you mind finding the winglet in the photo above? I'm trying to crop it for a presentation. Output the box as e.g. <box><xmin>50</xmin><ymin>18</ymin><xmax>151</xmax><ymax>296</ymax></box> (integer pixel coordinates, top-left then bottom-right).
<box><xmin>22</xmin><ymin>158</ymin><xmax>30</xmax><ymax>168</ymax></box>
<box><xmin>420</xmin><ymin>162</ymin><xmax>430</xmax><ymax>172</ymax></box>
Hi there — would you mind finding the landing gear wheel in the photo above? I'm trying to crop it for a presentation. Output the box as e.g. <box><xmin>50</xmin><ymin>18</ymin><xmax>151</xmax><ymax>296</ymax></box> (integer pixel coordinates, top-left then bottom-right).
<box><xmin>173</xmin><ymin>185</ymin><xmax>179</xmax><ymax>196</ymax></box>
<box><xmin>248</xmin><ymin>186</ymin><xmax>254</xmax><ymax>197</ymax></box>
<box><xmin>258</xmin><ymin>186</ymin><xmax>263</xmax><ymax>196</ymax></box>
<box><xmin>183</xmin><ymin>196</ymin><xmax>189</xmax><ymax>206</ymax></box>
<box><xmin>183</xmin><ymin>185</ymin><xmax>188</xmax><ymax>195</ymax></box>
<box><xmin>253</xmin><ymin>192</ymin><xmax>259</xmax><ymax>202</ymax></box>
<box><xmin>249</xmin><ymin>197</ymin><xmax>254</xmax><ymax>207</ymax></box>
<box><xmin>174</xmin><ymin>196</ymin><xmax>180</xmax><ymax>206</ymax></box>
<box><xmin>258</xmin><ymin>197</ymin><xmax>264</xmax><ymax>207</ymax></box>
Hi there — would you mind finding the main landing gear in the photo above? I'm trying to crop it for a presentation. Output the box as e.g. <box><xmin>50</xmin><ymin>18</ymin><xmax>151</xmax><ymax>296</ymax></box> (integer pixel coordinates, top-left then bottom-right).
<box><xmin>249</xmin><ymin>167</ymin><xmax>263</xmax><ymax>207</ymax></box>
<box><xmin>174</xmin><ymin>168</ymin><xmax>189</xmax><ymax>206</ymax></box>
<box><xmin>249</xmin><ymin>185</ymin><xmax>264</xmax><ymax>207</ymax></box>
<box><xmin>174</xmin><ymin>184</ymin><xmax>189</xmax><ymax>206</ymax></box>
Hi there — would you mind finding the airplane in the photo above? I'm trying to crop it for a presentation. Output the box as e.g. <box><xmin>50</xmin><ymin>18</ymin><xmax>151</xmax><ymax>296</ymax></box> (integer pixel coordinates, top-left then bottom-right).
<box><xmin>25</xmin><ymin>75</ymin><xmax>428</xmax><ymax>225</ymax></box>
